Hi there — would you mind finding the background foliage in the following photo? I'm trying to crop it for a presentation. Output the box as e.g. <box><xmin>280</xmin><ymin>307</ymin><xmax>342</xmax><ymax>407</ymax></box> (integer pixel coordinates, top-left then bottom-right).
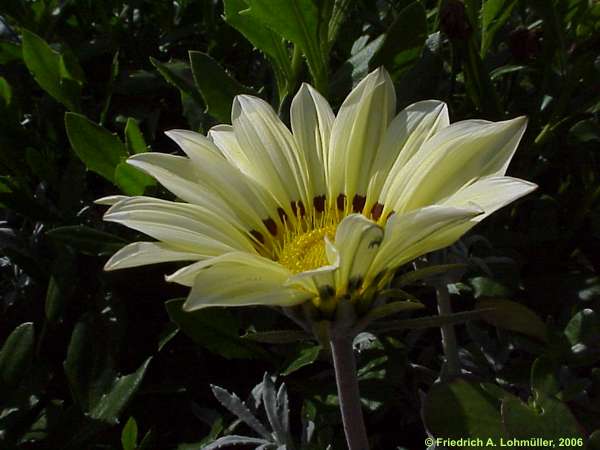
<box><xmin>1</xmin><ymin>0</ymin><xmax>599</xmax><ymax>449</ymax></box>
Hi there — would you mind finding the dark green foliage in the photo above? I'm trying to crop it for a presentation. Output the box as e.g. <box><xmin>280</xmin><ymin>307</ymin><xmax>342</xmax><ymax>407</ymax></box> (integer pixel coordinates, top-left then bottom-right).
<box><xmin>1</xmin><ymin>0</ymin><xmax>599</xmax><ymax>449</ymax></box>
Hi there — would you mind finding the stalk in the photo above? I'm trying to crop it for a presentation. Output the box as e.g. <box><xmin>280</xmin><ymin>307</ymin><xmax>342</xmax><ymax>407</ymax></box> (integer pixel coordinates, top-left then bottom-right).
<box><xmin>329</xmin><ymin>333</ymin><xmax>370</xmax><ymax>450</ymax></box>
<box><xmin>435</xmin><ymin>283</ymin><xmax>460</xmax><ymax>378</ymax></box>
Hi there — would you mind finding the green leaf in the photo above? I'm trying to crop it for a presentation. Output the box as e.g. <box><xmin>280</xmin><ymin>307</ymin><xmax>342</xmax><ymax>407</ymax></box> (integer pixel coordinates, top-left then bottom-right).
<box><xmin>165</xmin><ymin>299</ymin><xmax>267</xmax><ymax>359</ymax></box>
<box><xmin>242</xmin><ymin>329</ymin><xmax>312</xmax><ymax>344</ymax></box>
<box><xmin>327</xmin><ymin>0</ymin><xmax>353</xmax><ymax>45</ymax></box>
<box><xmin>371</xmin><ymin>308</ymin><xmax>495</xmax><ymax>333</ymax></box>
<box><xmin>223</xmin><ymin>0</ymin><xmax>293</xmax><ymax>102</ymax></box>
<box><xmin>460</xmin><ymin>38</ymin><xmax>502</xmax><ymax>118</ymax></box>
<box><xmin>21</xmin><ymin>29</ymin><xmax>81</xmax><ymax>111</ymax></box>
<box><xmin>564</xmin><ymin>308</ymin><xmax>600</xmax><ymax>346</ymax></box>
<box><xmin>489</xmin><ymin>64</ymin><xmax>527</xmax><ymax>80</ymax></box>
<box><xmin>358</xmin><ymin>300</ymin><xmax>424</xmax><ymax>329</ymax></box>
<box><xmin>150</xmin><ymin>58</ymin><xmax>204</xmax><ymax>106</ymax></box>
<box><xmin>64</xmin><ymin>320</ymin><xmax>115</xmax><ymax>411</ymax></box>
<box><xmin>0</xmin><ymin>322</ymin><xmax>34</xmax><ymax>389</ymax></box>
<box><xmin>45</xmin><ymin>275</ymin><xmax>64</xmax><ymax>323</ymax></box>
<box><xmin>569</xmin><ymin>120</ymin><xmax>600</xmax><ymax>144</ymax></box>
<box><xmin>530</xmin><ymin>356</ymin><xmax>560</xmax><ymax>399</ymax></box>
<box><xmin>210</xmin><ymin>385</ymin><xmax>271</xmax><ymax>439</ymax></box>
<box><xmin>470</xmin><ymin>276</ymin><xmax>513</xmax><ymax>298</ymax></box>
<box><xmin>370</xmin><ymin>1</ymin><xmax>428</xmax><ymax>78</ymax></box>
<box><xmin>114</xmin><ymin>162</ymin><xmax>154</xmax><ymax>196</ymax></box>
<box><xmin>202</xmin><ymin>436</ymin><xmax>270</xmax><ymax>450</ymax></box>
<box><xmin>480</xmin><ymin>0</ymin><xmax>519</xmax><ymax>57</ymax></box>
<box><xmin>0</xmin><ymin>41</ymin><xmax>22</xmax><ymax>64</ymax></box>
<box><xmin>330</xmin><ymin>35</ymin><xmax>385</xmax><ymax>99</ymax></box>
<box><xmin>588</xmin><ymin>431</ymin><xmax>600</xmax><ymax>450</ymax></box>
<box><xmin>157</xmin><ymin>323</ymin><xmax>179</xmax><ymax>352</ymax></box>
<box><xmin>281</xmin><ymin>343</ymin><xmax>321</xmax><ymax>376</ymax></box>
<box><xmin>476</xmin><ymin>299</ymin><xmax>548</xmax><ymax>342</ymax></box>
<box><xmin>397</xmin><ymin>264</ymin><xmax>467</xmax><ymax>287</ymax></box>
<box><xmin>89</xmin><ymin>357</ymin><xmax>152</xmax><ymax>425</ymax></box>
<box><xmin>46</xmin><ymin>225</ymin><xmax>128</xmax><ymax>256</ymax></box>
<box><xmin>189</xmin><ymin>51</ymin><xmax>254</xmax><ymax>123</ymax></box>
<box><xmin>121</xmin><ymin>417</ymin><xmax>138</xmax><ymax>450</ymax></box>
<box><xmin>65</xmin><ymin>112</ymin><xmax>128</xmax><ymax>182</ymax></box>
<box><xmin>125</xmin><ymin>118</ymin><xmax>147</xmax><ymax>154</ymax></box>
<box><xmin>424</xmin><ymin>379</ymin><xmax>508</xmax><ymax>445</ymax></box>
<box><xmin>262</xmin><ymin>373</ymin><xmax>290</xmax><ymax>443</ymax></box>
<box><xmin>100</xmin><ymin>51</ymin><xmax>120</xmax><ymax>125</ymax></box>
<box><xmin>0</xmin><ymin>76</ymin><xmax>12</xmax><ymax>107</ymax></box>
<box><xmin>223</xmin><ymin>0</ymin><xmax>292</xmax><ymax>77</ymax></box>
<box><xmin>244</xmin><ymin>0</ymin><xmax>329</xmax><ymax>93</ymax></box>
<box><xmin>502</xmin><ymin>396</ymin><xmax>584</xmax><ymax>442</ymax></box>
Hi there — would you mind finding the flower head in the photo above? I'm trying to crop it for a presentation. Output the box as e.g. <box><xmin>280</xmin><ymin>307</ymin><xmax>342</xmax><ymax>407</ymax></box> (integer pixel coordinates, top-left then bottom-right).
<box><xmin>99</xmin><ymin>68</ymin><xmax>536</xmax><ymax>314</ymax></box>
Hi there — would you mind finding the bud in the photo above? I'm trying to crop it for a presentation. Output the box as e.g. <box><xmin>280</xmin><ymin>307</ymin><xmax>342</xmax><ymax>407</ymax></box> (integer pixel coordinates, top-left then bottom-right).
<box><xmin>509</xmin><ymin>28</ymin><xmax>542</xmax><ymax>62</ymax></box>
<box><xmin>440</xmin><ymin>0</ymin><xmax>473</xmax><ymax>41</ymax></box>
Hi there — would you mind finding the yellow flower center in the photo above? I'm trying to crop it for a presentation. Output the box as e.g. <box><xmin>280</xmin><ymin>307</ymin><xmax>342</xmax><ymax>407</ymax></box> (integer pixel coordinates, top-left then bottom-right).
<box><xmin>277</xmin><ymin>224</ymin><xmax>337</xmax><ymax>273</ymax></box>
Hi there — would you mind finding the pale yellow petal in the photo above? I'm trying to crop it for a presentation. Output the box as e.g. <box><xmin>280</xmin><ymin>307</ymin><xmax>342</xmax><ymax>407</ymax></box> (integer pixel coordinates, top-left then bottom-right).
<box><xmin>182</xmin><ymin>252</ymin><xmax>310</xmax><ymax>310</ymax></box>
<box><xmin>104</xmin><ymin>241</ymin><xmax>203</xmax><ymax>271</ymax></box>
<box><xmin>126</xmin><ymin>153</ymin><xmax>242</xmax><ymax>226</ymax></box>
<box><xmin>104</xmin><ymin>197</ymin><xmax>255</xmax><ymax>255</ymax></box>
<box><xmin>383</xmin><ymin>116</ymin><xmax>527</xmax><ymax>216</ymax></box>
<box><xmin>328</xmin><ymin>68</ymin><xmax>396</xmax><ymax>207</ymax></box>
<box><xmin>285</xmin><ymin>264</ymin><xmax>337</xmax><ymax>296</ymax></box>
<box><xmin>368</xmin><ymin>100</ymin><xmax>449</xmax><ymax>211</ymax></box>
<box><xmin>232</xmin><ymin>95</ymin><xmax>310</xmax><ymax>214</ymax></box>
<box><xmin>165</xmin><ymin>129</ymin><xmax>278</xmax><ymax>237</ymax></box>
<box><xmin>207</xmin><ymin>124</ymin><xmax>251</xmax><ymax>168</ymax></box>
<box><xmin>332</xmin><ymin>214</ymin><xmax>384</xmax><ymax>293</ymax></box>
<box><xmin>442</xmin><ymin>176</ymin><xmax>537</xmax><ymax>221</ymax></box>
<box><xmin>95</xmin><ymin>195</ymin><xmax>129</xmax><ymax>206</ymax></box>
<box><xmin>367</xmin><ymin>205</ymin><xmax>482</xmax><ymax>281</ymax></box>
<box><xmin>290</xmin><ymin>83</ymin><xmax>334</xmax><ymax>200</ymax></box>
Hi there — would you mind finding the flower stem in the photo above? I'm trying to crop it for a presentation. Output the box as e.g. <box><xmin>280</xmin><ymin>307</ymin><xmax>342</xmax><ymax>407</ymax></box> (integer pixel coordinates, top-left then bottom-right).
<box><xmin>435</xmin><ymin>283</ymin><xmax>460</xmax><ymax>378</ymax></box>
<box><xmin>329</xmin><ymin>333</ymin><xmax>370</xmax><ymax>450</ymax></box>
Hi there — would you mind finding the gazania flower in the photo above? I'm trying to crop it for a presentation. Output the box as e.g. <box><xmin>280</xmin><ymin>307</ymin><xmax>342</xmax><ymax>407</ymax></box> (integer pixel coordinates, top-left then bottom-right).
<box><xmin>99</xmin><ymin>68</ymin><xmax>536</xmax><ymax>314</ymax></box>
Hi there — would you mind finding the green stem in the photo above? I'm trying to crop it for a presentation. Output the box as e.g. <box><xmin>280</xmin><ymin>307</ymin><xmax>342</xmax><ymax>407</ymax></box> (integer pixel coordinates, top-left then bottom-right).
<box><xmin>330</xmin><ymin>333</ymin><xmax>370</xmax><ymax>450</ymax></box>
<box><xmin>435</xmin><ymin>283</ymin><xmax>460</xmax><ymax>378</ymax></box>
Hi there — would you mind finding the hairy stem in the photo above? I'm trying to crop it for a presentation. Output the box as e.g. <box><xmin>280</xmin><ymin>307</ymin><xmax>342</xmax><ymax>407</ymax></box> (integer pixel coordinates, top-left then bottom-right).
<box><xmin>330</xmin><ymin>333</ymin><xmax>370</xmax><ymax>450</ymax></box>
<box><xmin>436</xmin><ymin>283</ymin><xmax>460</xmax><ymax>378</ymax></box>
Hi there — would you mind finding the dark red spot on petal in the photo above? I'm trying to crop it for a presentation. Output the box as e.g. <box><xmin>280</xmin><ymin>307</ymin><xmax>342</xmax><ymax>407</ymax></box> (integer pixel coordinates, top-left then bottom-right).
<box><xmin>263</xmin><ymin>218</ymin><xmax>277</xmax><ymax>236</ymax></box>
<box><xmin>352</xmin><ymin>195</ymin><xmax>366</xmax><ymax>213</ymax></box>
<box><xmin>297</xmin><ymin>200</ymin><xmax>306</xmax><ymax>217</ymax></box>
<box><xmin>313</xmin><ymin>195</ymin><xmax>325</xmax><ymax>212</ymax></box>
<box><xmin>250</xmin><ymin>230</ymin><xmax>264</xmax><ymax>244</ymax></box>
<box><xmin>371</xmin><ymin>203</ymin><xmax>384</xmax><ymax>220</ymax></box>
<box><xmin>278</xmin><ymin>207</ymin><xmax>288</xmax><ymax>223</ymax></box>
<box><xmin>337</xmin><ymin>194</ymin><xmax>346</xmax><ymax>211</ymax></box>
<box><xmin>291</xmin><ymin>201</ymin><xmax>297</xmax><ymax>216</ymax></box>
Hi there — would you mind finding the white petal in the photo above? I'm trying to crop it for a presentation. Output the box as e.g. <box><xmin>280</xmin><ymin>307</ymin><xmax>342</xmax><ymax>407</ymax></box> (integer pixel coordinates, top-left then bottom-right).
<box><xmin>104</xmin><ymin>241</ymin><xmax>203</xmax><ymax>271</ymax></box>
<box><xmin>104</xmin><ymin>197</ymin><xmax>255</xmax><ymax>255</ymax></box>
<box><xmin>182</xmin><ymin>252</ymin><xmax>310</xmax><ymax>310</ymax></box>
<box><xmin>95</xmin><ymin>195</ymin><xmax>129</xmax><ymax>205</ymax></box>
<box><xmin>290</xmin><ymin>83</ymin><xmax>334</xmax><ymax>200</ymax></box>
<box><xmin>332</xmin><ymin>214</ymin><xmax>384</xmax><ymax>293</ymax></box>
<box><xmin>126</xmin><ymin>153</ymin><xmax>242</xmax><ymax>226</ymax></box>
<box><xmin>368</xmin><ymin>100</ymin><xmax>449</xmax><ymax>212</ymax></box>
<box><xmin>366</xmin><ymin>205</ymin><xmax>482</xmax><ymax>281</ymax></box>
<box><xmin>384</xmin><ymin>116</ymin><xmax>528</xmax><ymax>216</ymax></box>
<box><xmin>231</xmin><ymin>95</ymin><xmax>310</xmax><ymax>215</ymax></box>
<box><xmin>328</xmin><ymin>68</ymin><xmax>396</xmax><ymax>207</ymax></box>
<box><xmin>165</xmin><ymin>129</ymin><xmax>278</xmax><ymax>237</ymax></box>
<box><xmin>285</xmin><ymin>264</ymin><xmax>337</xmax><ymax>295</ymax></box>
<box><xmin>207</xmin><ymin>124</ymin><xmax>251</xmax><ymax>168</ymax></box>
<box><xmin>442</xmin><ymin>176</ymin><xmax>537</xmax><ymax>221</ymax></box>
